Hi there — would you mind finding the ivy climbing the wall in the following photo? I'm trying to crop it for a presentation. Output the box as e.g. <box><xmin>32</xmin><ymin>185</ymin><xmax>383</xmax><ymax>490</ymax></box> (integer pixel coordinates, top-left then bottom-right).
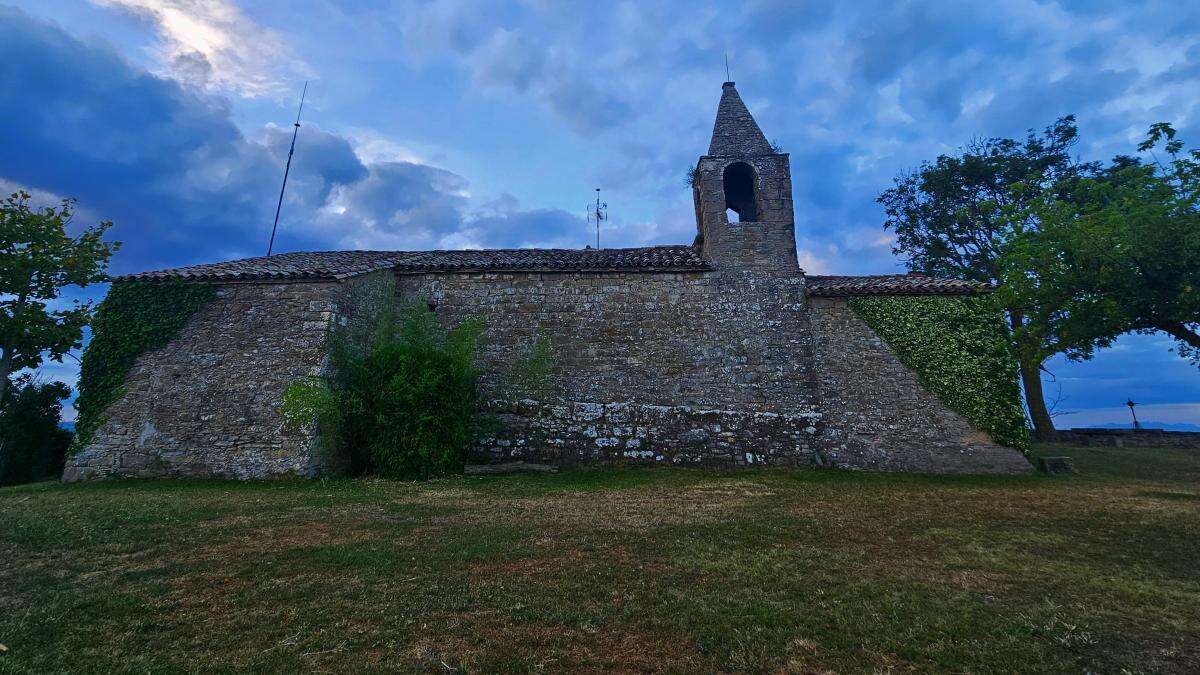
<box><xmin>847</xmin><ymin>295</ymin><xmax>1031</xmax><ymax>454</ymax></box>
<box><xmin>71</xmin><ymin>281</ymin><xmax>215</xmax><ymax>452</ymax></box>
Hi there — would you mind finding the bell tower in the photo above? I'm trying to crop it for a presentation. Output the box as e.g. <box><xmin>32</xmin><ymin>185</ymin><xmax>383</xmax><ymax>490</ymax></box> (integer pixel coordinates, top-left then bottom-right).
<box><xmin>692</xmin><ymin>82</ymin><xmax>798</xmax><ymax>273</ymax></box>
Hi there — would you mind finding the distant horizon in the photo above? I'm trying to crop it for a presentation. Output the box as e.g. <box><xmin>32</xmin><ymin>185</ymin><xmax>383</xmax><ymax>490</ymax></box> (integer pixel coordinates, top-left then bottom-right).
<box><xmin>1071</xmin><ymin>422</ymin><xmax>1200</xmax><ymax>432</ymax></box>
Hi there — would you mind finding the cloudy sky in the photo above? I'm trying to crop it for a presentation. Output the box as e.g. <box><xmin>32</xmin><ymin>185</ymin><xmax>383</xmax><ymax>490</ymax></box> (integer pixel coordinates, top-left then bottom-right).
<box><xmin>3</xmin><ymin>0</ymin><xmax>1198</xmax><ymax>427</ymax></box>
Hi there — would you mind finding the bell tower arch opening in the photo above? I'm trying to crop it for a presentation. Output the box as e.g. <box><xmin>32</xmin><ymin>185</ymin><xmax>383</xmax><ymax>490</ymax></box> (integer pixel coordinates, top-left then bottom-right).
<box><xmin>722</xmin><ymin>161</ymin><xmax>758</xmax><ymax>222</ymax></box>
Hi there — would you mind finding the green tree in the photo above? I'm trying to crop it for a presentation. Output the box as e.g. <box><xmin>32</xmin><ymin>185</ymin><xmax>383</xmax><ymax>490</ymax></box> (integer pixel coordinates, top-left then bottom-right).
<box><xmin>1001</xmin><ymin>124</ymin><xmax>1200</xmax><ymax>369</ymax></box>
<box><xmin>877</xmin><ymin>117</ymin><xmax>1098</xmax><ymax>438</ymax></box>
<box><xmin>0</xmin><ymin>376</ymin><xmax>72</xmax><ymax>485</ymax></box>
<box><xmin>0</xmin><ymin>191</ymin><xmax>120</xmax><ymax>406</ymax></box>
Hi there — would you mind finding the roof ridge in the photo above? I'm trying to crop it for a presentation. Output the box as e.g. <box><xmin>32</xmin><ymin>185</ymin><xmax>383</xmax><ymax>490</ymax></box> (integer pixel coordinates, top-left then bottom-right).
<box><xmin>116</xmin><ymin>244</ymin><xmax>709</xmax><ymax>282</ymax></box>
<box><xmin>806</xmin><ymin>273</ymin><xmax>990</xmax><ymax>297</ymax></box>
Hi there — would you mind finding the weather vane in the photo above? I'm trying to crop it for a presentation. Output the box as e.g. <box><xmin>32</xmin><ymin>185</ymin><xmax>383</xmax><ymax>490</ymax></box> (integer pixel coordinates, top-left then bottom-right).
<box><xmin>586</xmin><ymin>188</ymin><xmax>607</xmax><ymax>249</ymax></box>
<box><xmin>1126</xmin><ymin>398</ymin><xmax>1141</xmax><ymax>430</ymax></box>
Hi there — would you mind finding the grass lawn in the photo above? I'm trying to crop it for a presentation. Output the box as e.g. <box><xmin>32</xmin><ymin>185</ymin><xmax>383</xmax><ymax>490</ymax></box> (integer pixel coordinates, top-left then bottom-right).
<box><xmin>1</xmin><ymin>445</ymin><xmax>1198</xmax><ymax>673</ymax></box>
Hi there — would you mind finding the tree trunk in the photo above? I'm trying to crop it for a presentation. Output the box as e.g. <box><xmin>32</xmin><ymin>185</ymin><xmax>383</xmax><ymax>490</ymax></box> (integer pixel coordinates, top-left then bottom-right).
<box><xmin>1155</xmin><ymin>322</ymin><xmax>1200</xmax><ymax>350</ymax></box>
<box><xmin>0</xmin><ymin>345</ymin><xmax>10</xmax><ymax>481</ymax></box>
<box><xmin>0</xmin><ymin>344</ymin><xmax>12</xmax><ymax>408</ymax></box>
<box><xmin>1006</xmin><ymin>307</ymin><xmax>1056</xmax><ymax>440</ymax></box>
<box><xmin>1</xmin><ymin>292</ymin><xmax>24</xmax><ymax>408</ymax></box>
<box><xmin>1019</xmin><ymin>357</ymin><xmax>1056</xmax><ymax>440</ymax></box>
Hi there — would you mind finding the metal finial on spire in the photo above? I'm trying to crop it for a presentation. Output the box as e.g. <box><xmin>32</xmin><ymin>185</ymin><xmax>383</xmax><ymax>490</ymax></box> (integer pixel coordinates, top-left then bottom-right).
<box><xmin>725</xmin><ymin>53</ymin><xmax>730</xmax><ymax>82</ymax></box>
<box><xmin>267</xmin><ymin>80</ymin><xmax>308</xmax><ymax>257</ymax></box>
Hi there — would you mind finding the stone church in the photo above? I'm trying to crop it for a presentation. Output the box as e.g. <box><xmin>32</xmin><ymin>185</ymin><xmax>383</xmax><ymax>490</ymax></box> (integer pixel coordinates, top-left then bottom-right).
<box><xmin>65</xmin><ymin>83</ymin><xmax>1031</xmax><ymax>481</ymax></box>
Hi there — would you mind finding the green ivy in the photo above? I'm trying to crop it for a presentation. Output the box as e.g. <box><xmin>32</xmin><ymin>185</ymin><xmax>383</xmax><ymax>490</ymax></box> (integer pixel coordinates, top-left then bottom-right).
<box><xmin>71</xmin><ymin>281</ymin><xmax>216</xmax><ymax>452</ymax></box>
<box><xmin>847</xmin><ymin>294</ymin><xmax>1031</xmax><ymax>454</ymax></box>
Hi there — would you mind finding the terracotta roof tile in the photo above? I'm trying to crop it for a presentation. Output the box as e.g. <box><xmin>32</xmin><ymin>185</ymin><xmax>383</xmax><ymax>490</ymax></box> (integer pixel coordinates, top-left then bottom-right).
<box><xmin>117</xmin><ymin>251</ymin><xmax>404</xmax><ymax>282</ymax></box>
<box><xmin>117</xmin><ymin>246</ymin><xmax>709</xmax><ymax>282</ymax></box>
<box><xmin>806</xmin><ymin>274</ymin><xmax>989</xmax><ymax>297</ymax></box>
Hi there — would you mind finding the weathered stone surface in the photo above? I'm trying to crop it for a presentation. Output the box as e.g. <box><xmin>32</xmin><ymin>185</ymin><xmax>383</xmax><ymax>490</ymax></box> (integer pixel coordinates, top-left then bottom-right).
<box><xmin>1037</xmin><ymin>456</ymin><xmax>1076</xmax><ymax>474</ymax></box>
<box><xmin>396</xmin><ymin>265</ymin><xmax>824</xmax><ymax>467</ymax></box>
<box><xmin>63</xmin><ymin>275</ymin><xmax>384</xmax><ymax>481</ymax></box>
<box><xmin>65</xmin><ymin>269</ymin><xmax>1031</xmax><ymax>479</ymax></box>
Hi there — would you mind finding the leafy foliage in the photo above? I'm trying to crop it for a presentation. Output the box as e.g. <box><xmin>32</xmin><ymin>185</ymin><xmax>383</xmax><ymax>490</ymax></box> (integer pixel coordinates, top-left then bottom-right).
<box><xmin>284</xmin><ymin>292</ymin><xmax>485</xmax><ymax>480</ymax></box>
<box><xmin>877</xmin><ymin>116</ymin><xmax>1092</xmax><ymax>283</ymax></box>
<box><xmin>72</xmin><ymin>281</ymin><xmax>215</xmax><ymax>451</ymax></box>
<box><xmin>0</xmin><ymin>191</ymin><xmax>119</xmax><ymax>406</ymax></box>
<box><xmin>1000</xmin><ymin>123</ymin><xmax>1200</xmax><ymax>367</ymax></box>
<box><xmin>848</xmin><ymin>295</ymin><xmax>1030</xmax><ymax>453</ymax></box>
<box><xmin>876</xmin><ymin>117</ymin><xmax>1099</xmax><ymax>436</ymax></box>
<box><xmin>0</xmin><ymin>376</ymin><xmax>72</xmax><ymax>485</ymax></box>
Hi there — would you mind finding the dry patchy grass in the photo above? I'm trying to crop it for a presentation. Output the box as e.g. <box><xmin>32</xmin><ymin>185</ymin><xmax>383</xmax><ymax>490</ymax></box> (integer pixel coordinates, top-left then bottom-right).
<box><xmin>1</xmin><ymin>445</ymin><xmax>1198</xmax><ymax>673</ymax></box>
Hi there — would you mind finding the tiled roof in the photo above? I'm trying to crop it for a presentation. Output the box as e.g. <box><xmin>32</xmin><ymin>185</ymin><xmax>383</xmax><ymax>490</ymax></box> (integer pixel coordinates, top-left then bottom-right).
<box><xmin>118</xmin><ymin>251</ymin><xmax>405</xmax><ymax>282</ymax></box>
<box><xmin>392</xmin><ymin>246</ymin><xmax>707</xmax><ymax>272</ymax></box>
<box><xmin>806</xmin><ymin>274</ymin><xmax>989</xmax><ymax>297</ymax></box>
<box><xmin>117</xmin><ymin>245</ymin><xmax>709</xmax><ymax>282</ymax></box>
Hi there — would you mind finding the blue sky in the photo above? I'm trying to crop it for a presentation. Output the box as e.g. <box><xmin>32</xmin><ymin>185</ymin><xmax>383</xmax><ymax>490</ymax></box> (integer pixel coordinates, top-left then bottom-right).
<box><xmin>2</xmin><ymin>0</ymin><xmax>1198</xmax><ymax>427</ymax></box>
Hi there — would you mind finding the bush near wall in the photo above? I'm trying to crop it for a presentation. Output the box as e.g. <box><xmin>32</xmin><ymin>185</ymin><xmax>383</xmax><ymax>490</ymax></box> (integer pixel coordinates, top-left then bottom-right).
<box><xmin>72</xmin><ymin>281</ymin><xmax>215</xmax><ymax>452</ymax></box>
<box><xmin>848</xmin><ymin>295</ymin><xmax>1031</xmax><ymax>453</ymax></box>
<box><xmin>0</xmin><ymin>377</ymin><xmax>73</xmax><ymax>485</ymax></box>
<box><xmin>283</xmin><ymin>296</ymin><xmax>485</xmax><ymax>480</ymax></box>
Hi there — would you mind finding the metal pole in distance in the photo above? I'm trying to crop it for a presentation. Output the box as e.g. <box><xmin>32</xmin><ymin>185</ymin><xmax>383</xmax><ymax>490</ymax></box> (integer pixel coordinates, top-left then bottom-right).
<box><xmin>268</xmin><ymin>81</ymin><xmax>308</xmax><ymax>257</ymax></box>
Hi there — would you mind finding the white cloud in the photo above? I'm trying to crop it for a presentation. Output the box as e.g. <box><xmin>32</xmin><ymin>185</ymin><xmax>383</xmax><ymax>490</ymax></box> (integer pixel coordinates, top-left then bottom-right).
<box><xmin>0</xmin><ymin>180</ymin><xmax>104</xmax><ymax>236</ymax></box>
<box><xmin>796</xmin><ymin>250</ymin><xmax>831</xmax><ymax>275</ymax></box>
<box><xmin>341</xmin><ymin>128</ymin><xmax>428</xmax><ymax>166</ymax></box>
<box><xmin>90</xmin><ymin>0</ymin><xmax>308</xmax><ymax>96</ymax></box>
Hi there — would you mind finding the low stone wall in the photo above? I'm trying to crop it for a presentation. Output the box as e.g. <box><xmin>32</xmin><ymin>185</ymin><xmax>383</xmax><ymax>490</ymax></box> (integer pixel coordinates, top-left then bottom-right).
<box><xmin>1052</xmin><ymin>428</ymin><xmax>1200</xmax><ymax>449</ymax></box>
<box><xmin>475</xmin><ymin>399</ymin><xmax>823</xmax><ymax>467</ymax></box>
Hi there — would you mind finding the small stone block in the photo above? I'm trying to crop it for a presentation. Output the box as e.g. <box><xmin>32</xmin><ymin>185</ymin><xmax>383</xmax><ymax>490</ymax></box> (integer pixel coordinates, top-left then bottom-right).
<box><xmin>1037</xmin><ymin>456</ymin><xmax>1075</xmax><ymax>475</ymax></box>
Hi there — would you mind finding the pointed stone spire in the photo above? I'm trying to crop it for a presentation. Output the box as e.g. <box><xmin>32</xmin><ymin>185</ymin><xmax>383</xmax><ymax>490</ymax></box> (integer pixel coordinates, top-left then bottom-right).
<box><xmin>707</xmin><ymin>82</ymin><xmax>774</xmax><ymax>157</ymax></box>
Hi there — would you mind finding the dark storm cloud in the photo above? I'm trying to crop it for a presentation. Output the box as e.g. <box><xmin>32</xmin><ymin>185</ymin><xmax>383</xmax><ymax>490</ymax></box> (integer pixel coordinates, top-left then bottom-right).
<box><xmin>262</xmin><ymin>125</ymin><xmax>370</xmax><ymax>208</ymax></box>
<box><xmin>0</xmin><ymin>5</ymin><xmax>274</xmax><ymax>269</ymax></box>
<box><xmin>0</xmin><ymin>6</ymin><xmax>577</xmax><ymax>271</ymax></box>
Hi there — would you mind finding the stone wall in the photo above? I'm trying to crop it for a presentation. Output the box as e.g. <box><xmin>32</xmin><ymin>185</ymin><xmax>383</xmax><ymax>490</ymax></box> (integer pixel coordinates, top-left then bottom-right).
<box><xmin>66</xmin><ymin>269</ymin><xmax>1032</xmax><ymax>479</ymax></box>
<box><xmin>396</xmin><ymin>267</ymin><xmax>824</xmax><ymax>467</ymax></box>
<box><xmin>1052</xmin><ymin>428</ymin><xmax>1200</xmax><ymax>449</ymax></box>
<box><xmin>64</xmin><ymin>280</ymin><xmax>349</xmax><ymax>480</ymax></box>
<box><xmin>808</xmin><ymin>297</ymin><xmax>1031</xmax><ymax>474</ymax></box>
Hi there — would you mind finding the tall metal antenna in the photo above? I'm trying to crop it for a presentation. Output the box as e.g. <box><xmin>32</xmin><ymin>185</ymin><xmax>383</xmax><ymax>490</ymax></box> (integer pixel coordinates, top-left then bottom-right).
<box><xmin>267</xmin><ymin>81</ymin><xmax>308</xmax><ymax>257</ymax></box>
<box><xmin>725</xmin><ymin>53</ymin><xmax>730</xmax><ymax>81</ymax></box>
<box><xmin>586</xmin><ymin>188</ymin><xmax>607</xmax><ymax>249</ymax></box>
